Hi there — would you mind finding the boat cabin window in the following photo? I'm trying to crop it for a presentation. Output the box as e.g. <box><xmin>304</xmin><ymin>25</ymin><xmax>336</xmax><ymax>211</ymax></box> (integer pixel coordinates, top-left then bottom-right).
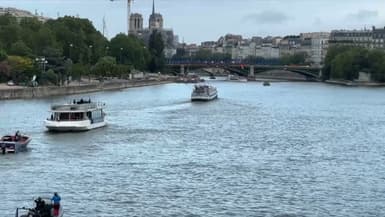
<box><xmin>51</xmin><ymin>112</ymin><xmax>85</xmax><ymax>121</ymax></box>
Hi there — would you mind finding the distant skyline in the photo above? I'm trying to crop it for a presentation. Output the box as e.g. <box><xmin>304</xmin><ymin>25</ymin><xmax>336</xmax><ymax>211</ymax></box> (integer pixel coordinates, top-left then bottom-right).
<box><xmin>2</xmin><ymin>0</ymin><xmax>385</xmax><ymax>43</ymax></box>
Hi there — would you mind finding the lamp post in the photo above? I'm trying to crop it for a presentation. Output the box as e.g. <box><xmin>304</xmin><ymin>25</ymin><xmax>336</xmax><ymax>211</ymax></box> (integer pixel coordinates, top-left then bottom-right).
<box><xmin>120</xmin><ymin>47</ymin><xmax>123</xmax><ymax>64</ymax></box>
<box><xmin>69</xmin><ymin>43</ymin><xmax>73</xmax><ymax>60</ymax></box>
<box><xmin>35</xmin><ymin>57</ymin><xmax>47</xmax><ymax>87</ymax></box>
<box><xmin>36</xmin><ymin>57</ymin><xmax>48</xmax><ymax>73</ymax></box>
<box><xmin>105</xmin><ymin>46</ymin><xmax>110</xmax><ymax>56</ymax></box>
<box><xmin>88</xmin><ymin>45</ymin><xmax>93</xmax><ymax>64</ymax></box>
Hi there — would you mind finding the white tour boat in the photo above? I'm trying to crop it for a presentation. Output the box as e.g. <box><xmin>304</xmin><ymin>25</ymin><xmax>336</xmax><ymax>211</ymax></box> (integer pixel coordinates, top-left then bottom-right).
<box><xmin>191</xmin><ymin>84</ymin><xmax>218</xmax><ymax>101</ymax></box>
<box><xmin>45</xmin><ymin>99</ymin><xmax>107</xmax><ymax>132</ymax></box>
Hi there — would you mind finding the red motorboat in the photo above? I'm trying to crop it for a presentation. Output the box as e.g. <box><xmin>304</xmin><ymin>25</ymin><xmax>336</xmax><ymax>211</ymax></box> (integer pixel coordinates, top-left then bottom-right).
<box><xmin>0</xmin><ymin>131</ymin><xmax>31</xmax><ymax>154</ymax></box>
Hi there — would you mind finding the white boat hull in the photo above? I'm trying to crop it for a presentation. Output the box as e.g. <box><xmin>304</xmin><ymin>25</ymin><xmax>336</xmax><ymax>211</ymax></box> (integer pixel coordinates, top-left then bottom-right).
<box><xmin>45</xmin><ymin>120</ymin><xmax>107</xmax><ymax>132</ymax></box>
<box><xmin>191</xmin><ymin>93</ymin><xmax>218</xmax><ymax>101</ymax></box>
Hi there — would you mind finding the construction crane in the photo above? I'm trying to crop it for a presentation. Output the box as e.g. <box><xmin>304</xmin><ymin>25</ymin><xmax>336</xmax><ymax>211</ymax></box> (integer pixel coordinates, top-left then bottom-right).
<box><xmin>109</xmin><ymin>0</ymin><xmax>134</xmax><ymax>34</ymax></box>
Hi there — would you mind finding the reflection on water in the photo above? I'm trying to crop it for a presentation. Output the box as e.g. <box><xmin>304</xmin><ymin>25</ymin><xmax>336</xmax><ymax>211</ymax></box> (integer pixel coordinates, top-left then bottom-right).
<box><xmin>1</xmin><ymin>82</ymin><xmax>385</xmax><ymax>216</ymax></box>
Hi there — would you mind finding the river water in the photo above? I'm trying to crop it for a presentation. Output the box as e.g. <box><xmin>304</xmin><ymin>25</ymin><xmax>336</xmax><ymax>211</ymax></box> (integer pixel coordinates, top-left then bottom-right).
<box><xmin>1</xmin><ymin>81</ymin><xmax>385</xmax><ymax>217</ymax></box>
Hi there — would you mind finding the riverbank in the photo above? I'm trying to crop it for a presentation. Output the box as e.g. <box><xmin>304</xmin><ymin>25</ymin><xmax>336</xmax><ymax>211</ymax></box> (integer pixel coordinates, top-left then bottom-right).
<box><xmin>0</xmin><ymin>78</ymin><xmax>174</xmax><ymax>100</ymax></box>
<box><xmin>325</xmin><ymin>80</ymin><xmax>385</xmax><ymax>87</ymax></box>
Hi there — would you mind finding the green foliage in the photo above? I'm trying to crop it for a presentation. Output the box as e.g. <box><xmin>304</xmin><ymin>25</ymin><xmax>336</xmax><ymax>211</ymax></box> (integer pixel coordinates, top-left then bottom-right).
<box><xmin>92</xmin><ymin>56</ymin><xmax>117</xmax><ymax>78</ymax></box>
<box><xmin>0</xmin><ymin>14</ymin><xmax>18</xmax><ymax>26</ymax></box>
<box><xmin>148</xmin><ymin>30</ymin><xmax>165</xmax><ymax>73</ymax></box>
<box><xmin>323</xmin><ymin>45</ymin><xmax>385</xmax><ymax>82</ymax></box>
<box><xmin>194</xmin><ymin>49</ymin><xmax>212</xmax><ymax>61</ymax></box>
<box><xmin>280</xmin><ymin>52</ymin><xmax>308</xmax><ymax>65</ymax></box>
<box><xmin>0</xmin><ymin>49</ymin><xmax>7</xmax><ymax>61</ymax></box>
<box><xmin>115</xmin><ymin>64</ymin><xmax>132</xmax><ymax>78</ymax></box>
<box><xmin>46</xmin><ymin>16</ymin><xmax>108</xmax><ymax>64</ymax></box>
<box><xmin>0</xmin><ymin>14</ymin><xmax>157</xmax><ymax>85</ymax></box>
<box><xmin>368</xmin><ymin>49</ymin><xmax>385</xmax><ymax>82</ymax></box>
<box><xmin>109</xmin><ymin>34</ymin><xmax>149</xmax><ymax>70</ymax></box>
<box><xmin>40</xmin><ymin>69</ymin><xmax>58</xmax><ymax>85</ymax></box>
<box><xmin>72</xmin><ymin>63</ymin><xmax>87</xmax><ymax>81</ymax></box>
<box><xmin>0</xmin><ymin>61</ymin><xmax>11</xmax><ymax>82</ymax></box>
<box><xmin>7</xmin><ymin>55</ymin><xmax>35</xmax><ymax>83</ymax></box>
<box><xmin>9</xmin><ymin>40</ymin><xmax>32</xmax><ymax>56</ymax></box>
<box><xmin>323</xmin><ymin>45</ymin><xmax>354</xmax><ymax>80</ymax></box>
<box><xmin>0</xmin><ymin>24</ymin><xmax>21</xmax><ymax>49</ymax></box>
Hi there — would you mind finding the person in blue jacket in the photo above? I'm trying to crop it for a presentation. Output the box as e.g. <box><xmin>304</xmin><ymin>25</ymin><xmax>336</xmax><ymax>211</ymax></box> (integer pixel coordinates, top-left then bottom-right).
<box><xmin>51</xmin><ymin>192</ymin><xmax>61</xmax><ymax>216</ymax></box>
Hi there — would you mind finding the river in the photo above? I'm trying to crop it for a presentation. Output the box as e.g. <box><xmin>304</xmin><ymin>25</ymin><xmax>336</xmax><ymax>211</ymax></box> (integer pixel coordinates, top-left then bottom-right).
<box><xmin>1</xmin><ymin>81</ymin><xmax>385</xmax><ymax>217</ymax></box>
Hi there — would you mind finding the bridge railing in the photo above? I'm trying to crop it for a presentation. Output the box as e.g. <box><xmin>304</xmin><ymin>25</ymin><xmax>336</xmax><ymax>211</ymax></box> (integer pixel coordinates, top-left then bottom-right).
<box><xmin>166</xmin><ymin>58</ymin><xmax>282</xmax><ymax>66</ymax></box>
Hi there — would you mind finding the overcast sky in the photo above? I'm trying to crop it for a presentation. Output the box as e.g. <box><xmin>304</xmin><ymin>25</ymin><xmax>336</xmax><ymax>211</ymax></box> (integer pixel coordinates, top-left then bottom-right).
<box><xmin>2</xmin><ymin>0</ymin><xmax>385</xmax><ymax>43</ymax></box>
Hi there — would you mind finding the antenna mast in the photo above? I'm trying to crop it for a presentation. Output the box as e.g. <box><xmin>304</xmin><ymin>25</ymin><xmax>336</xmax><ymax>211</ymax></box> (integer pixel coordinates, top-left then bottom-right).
<box><xmin>127</xmin><ymin>0</ymin><xmax>132</xmax><ymax>34</ymax></box>
<box><xmin>102</xmin><ymin>15</ymin><xmax>107</xmax><ymax>37</ymax></box>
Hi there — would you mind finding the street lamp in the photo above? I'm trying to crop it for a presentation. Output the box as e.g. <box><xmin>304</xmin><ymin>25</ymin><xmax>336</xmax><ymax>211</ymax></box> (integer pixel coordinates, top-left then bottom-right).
<box><xmin>69</xmin><ymin>43</ymin><xmax>74</xmax><ymax>60</ymax></box>
<box><xmin>120</xmin><ymin>47</ymin><xmax>123</xmax><ymax>64</ymax></box>
<box><xmin>36</xmin><ymin>57</ymin><xmax>48</xmax><ymax>73</ymax></box>
<box><xmin>105</xmin><ymin>46</ymin><xmax>109</xmax><ymax>56</ymax></box>
<box><xmin>88</xmin><ymin>45</ymin><xmax>93</xmax><ymax>64</ymax></box>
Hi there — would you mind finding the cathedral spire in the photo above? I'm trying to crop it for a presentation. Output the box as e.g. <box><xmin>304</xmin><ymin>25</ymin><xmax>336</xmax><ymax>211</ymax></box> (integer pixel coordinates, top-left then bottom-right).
<box><xmin>152</xmin><ymin>0</ymin><xmax>155</xmax><ymax>15</ymax></box>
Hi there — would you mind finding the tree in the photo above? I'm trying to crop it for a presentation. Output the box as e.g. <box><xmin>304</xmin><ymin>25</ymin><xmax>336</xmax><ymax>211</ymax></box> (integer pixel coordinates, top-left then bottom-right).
<box><xmin>322</xmin><ymin>45</ymin><xmax>351</xmax><ymax>80</ymax></box>
<box><xmin>148</xmin><ymin>30</ymin><xmax>165</xmax><ymax>73</ymax></box>
<box><xmin>64</xmin><ymin>59</ymin><xmax>73</xmax><ymax>84</ymax></box>
<box><xmin>0</xmin><ymin>49</ymin><xmax>7</xmax><ymax>61</ymax></box>
<box><xmin>0</xmin><ymin>23</ymin><xmax>21</xmax><ymax>49</ymax></box>
<box><xmin>9</xmin><ymin>41</ymin><xmax>33</xmax><ymax>56</ymax></box>
<box><xmin>109</xmin><ymin>34</ymin><xmax>149</xmax><ymax>70</ymax></box>
<box><xmin>71</xmin><ymin>63</ymin><xmax>87</xmax><ymax>81</ymax></box>
<box><xmin>0</xmin><ymin>61</ymin><xmax>11</xmax><ymax>82</ymax></box>
<box><xmin>280</xmin><ymin>52</ymin><xmax>308</xmax><ymax>65</ymax></box>
<box><xmin>325</xmin><ymin>46</ymin><xmax>385</xmax><ymax>82</ymax></box>
<box><xmin>40</xmin><ymin>69</ymin><xmax>58</xmax><ymax>85</ymax></box>
<box><xmin>368</xmin><ymin>49</ymin><xmax>385</xmax><ymax>82</ymax></box>
<box><xmin>194</xmin><ymin>49</ymin><xmax>212</xmax><ymax>61</ymax></box>
<box><xmin>92</xmin><ymin>56</ymin><xmax>117</xmax><ymax>79</ymax></box>
<box><xmin>7</xmin><ymin>55</ymin><xmax>35</xmax><ymax>83</ymax></box>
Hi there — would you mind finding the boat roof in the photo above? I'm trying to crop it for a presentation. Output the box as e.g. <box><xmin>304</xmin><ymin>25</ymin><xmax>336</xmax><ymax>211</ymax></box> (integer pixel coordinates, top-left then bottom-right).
<box><xmin>194</xmin><ymin>84</ymin><xmax>216</xmax><ymax>88</ymax></box>
<box><xmin>50</xmin><ymin>102</ymin><xmax>105</xmax><ymax>112</ymax></box>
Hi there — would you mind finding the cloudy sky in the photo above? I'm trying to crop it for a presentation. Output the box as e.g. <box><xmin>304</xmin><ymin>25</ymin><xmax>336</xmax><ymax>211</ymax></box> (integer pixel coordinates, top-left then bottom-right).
<box><xmin>2</xmin><ymin>0</ymin><xmax>385</xmax><ymax>43</ymax></box>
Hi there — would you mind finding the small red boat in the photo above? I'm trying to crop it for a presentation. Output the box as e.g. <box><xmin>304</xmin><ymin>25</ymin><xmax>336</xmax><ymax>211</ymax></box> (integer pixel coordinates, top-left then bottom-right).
<box><xmin>0</xmin><ymin>131</ymin><xmax>31</xmax><ymax>154</ymax></box>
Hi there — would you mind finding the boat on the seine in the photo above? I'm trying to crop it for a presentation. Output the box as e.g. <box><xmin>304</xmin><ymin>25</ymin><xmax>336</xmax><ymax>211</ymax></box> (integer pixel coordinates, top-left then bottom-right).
<box><xmin>263</xmin><ymin>81</ymin><xmax>271</xmax><ymax>86</ymax></box>
<box><xmin>45</xmin><ymin>99</ymin><xmax>107</xmax><ymax>132</ymax></box>
<box><xmin>191</xmin><ymin>84</ymin><xmax>218</xmax><ymax>101</ymax></box>
<box><xmin>0</xmin><ymin>131</ymin><xmax>31</xmax><ymax>154</ymax></box>
<box><xmin>15</xmin><ymin>197</ymin><xmax>64</xmax><ymax>217</ymax></box>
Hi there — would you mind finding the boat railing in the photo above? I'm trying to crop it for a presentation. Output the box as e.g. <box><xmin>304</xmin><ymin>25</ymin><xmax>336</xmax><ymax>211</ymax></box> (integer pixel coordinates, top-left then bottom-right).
<box><xmin>51</xmin><ymin>102</ymin><xmax>105</xmax><ymax>111</ymax></box>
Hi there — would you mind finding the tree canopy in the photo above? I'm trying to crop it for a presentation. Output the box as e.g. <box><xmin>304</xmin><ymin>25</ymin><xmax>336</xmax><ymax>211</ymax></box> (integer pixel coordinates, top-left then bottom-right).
<box><xmin>0</xmin><ymin>14</ymin><xmax>161</xmax><ymax>85</ymax></box>
<box><xmin>148</xmin><ymin>30</ymin><xmax>165</xmax><ymax>73</ymax></box>
<box><xmin>323</xmin><ymin>45</ymin><xmax>385</xmax><ymax>82</ymax></box>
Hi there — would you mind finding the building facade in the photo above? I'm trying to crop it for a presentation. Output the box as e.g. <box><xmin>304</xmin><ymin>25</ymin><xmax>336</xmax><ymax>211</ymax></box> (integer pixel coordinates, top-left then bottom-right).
<box><xmin>128</xmin><ymin>0</ymin><xmax>177</xmax><ymax>58</ymax></box>
<box><xmin>129</xmin><ymin>13</ymin><xmax>143</xmax><ymax>35</ymax></box>
<box><xmin>329</xmin><ymin>29</ymin><xmax>372</xmax><ymax>48</ymax></box>
<box><xmin>0</xmin><ymin>7</ymin><xmax>50</xmax><ymax>22</ymax></box>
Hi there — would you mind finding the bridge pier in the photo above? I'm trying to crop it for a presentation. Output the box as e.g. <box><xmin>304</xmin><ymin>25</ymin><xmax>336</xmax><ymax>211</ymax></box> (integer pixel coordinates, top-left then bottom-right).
<box><xmin>249</xmin><ymin>65</ymin><xmax>255</xmax><ymax>77</ymax></box>
<box><xmin>180</xmin><ymin>65</ymin><xmax>185</xmax><ymax>75</ymax></box>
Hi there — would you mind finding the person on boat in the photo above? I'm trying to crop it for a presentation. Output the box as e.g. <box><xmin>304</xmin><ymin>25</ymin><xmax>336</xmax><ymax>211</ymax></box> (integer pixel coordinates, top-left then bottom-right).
<box><xmin>34</xmin><ymin>197</ymin><xmax>45</xmax><ymax>215</ymax></box>
<box><xmin>51</xmin><ymin>192</ymin><xmax>61</xmax><ymax>216</ymax></box>
<box><xmin>14</xmin><ymin>131</ymin><xmax>20</xmax><ymax>141</ymax></box>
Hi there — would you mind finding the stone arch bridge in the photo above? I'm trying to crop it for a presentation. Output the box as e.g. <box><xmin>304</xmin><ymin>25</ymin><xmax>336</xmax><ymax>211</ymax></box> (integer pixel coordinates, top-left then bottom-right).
<box><xmin>165</xmin><ymin>61</ymin><xmax>322</xmax><ymax>81</ymax></box>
